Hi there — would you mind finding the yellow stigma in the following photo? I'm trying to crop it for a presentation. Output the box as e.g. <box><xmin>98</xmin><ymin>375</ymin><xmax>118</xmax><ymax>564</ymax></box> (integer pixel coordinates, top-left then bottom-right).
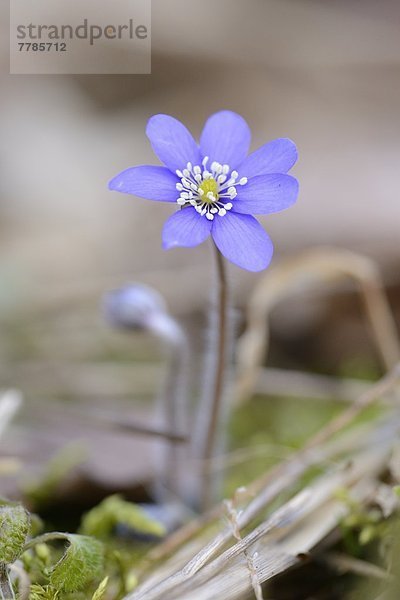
<box><xmin>199</xmin><ymin>178</ymin><xmax>219</xmax><ymax>203</ymax></box>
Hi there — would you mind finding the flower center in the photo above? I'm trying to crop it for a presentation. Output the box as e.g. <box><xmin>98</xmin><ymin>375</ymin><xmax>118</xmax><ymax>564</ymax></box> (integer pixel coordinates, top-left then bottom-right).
<box><xmin>175</xmin><ymin>157</ymin><xmax>247</xmax><ymax>221</ymax></box>
<box><xmin>199</xmin><ymin>178</ymin><xmax>219</xmax><ymax>203</ymax></box>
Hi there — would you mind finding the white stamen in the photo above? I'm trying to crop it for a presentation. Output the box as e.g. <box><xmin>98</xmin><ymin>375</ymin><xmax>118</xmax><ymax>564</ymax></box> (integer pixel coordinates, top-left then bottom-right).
<box><xmin>175</xmin><ymin>160</ymin><xmax>247</xmax><ymax>219</ymax></box>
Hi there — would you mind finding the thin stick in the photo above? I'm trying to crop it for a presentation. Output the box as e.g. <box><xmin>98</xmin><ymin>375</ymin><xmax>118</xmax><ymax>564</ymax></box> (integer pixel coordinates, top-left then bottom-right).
<box><xmin>200</xmin><ymin>246</ymin><xmax>228</xmax><ymax>511</ymax></box>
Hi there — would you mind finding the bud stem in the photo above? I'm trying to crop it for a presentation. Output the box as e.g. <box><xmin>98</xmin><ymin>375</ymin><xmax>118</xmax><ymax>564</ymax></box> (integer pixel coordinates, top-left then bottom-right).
<box><xmin>0</xmin><ymin>564</ymin><xmax>15</xmax><ymax>600</ymax></box>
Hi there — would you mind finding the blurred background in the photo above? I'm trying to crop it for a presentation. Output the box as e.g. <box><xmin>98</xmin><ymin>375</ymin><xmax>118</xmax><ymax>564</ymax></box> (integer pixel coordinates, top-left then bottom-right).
<box><xmin>0</xmin><ymin>0</ymin><xmax>400</xmax><ymax>508</ymax></box>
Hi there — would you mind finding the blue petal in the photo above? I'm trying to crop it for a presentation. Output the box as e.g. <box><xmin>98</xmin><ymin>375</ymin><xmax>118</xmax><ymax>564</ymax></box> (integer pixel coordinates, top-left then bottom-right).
<box><xmin>109</xmin><ymin>165</ymin><xmax>179</xmax><ymax>202</ymax></box>
<box><xmin>238</xmin><ymin>138</ymin><xmax>298</xmax><ymax>179</ymax></box>
<box><xmin>211</xmin><ymin>213</ymin><xmax>273</xmax><ymax>272</ymax></box>
<box><xmin>233</xmin><ymin>174</ymin><xmax>299</xmax><ymax>215</ymax></box>
<box><xmin>162</xmin><ymin>208</ymin><xmax>212</xmax><ymax>249</ymax></box>
<box><xmin>146</xmin><ymin>114</ymin><xmax>202</xmax><ymax>173</ymax></box>
<box><xmin>200</xmin><ymin>111</ymin><xmax>251</xmax><ymax>169</ymax></box>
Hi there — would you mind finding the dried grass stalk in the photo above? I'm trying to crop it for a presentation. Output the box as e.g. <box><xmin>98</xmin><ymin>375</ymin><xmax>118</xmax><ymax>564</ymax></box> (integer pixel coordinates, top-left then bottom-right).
<box><xmin>126</xmin><ymin>366</ymin><xmax>400</xmax><ymax>600</ymax></box>
<box><xmin>236</xmin><ymin>248</ymin><xmax>400</xmax><ymax>403</ymax></box>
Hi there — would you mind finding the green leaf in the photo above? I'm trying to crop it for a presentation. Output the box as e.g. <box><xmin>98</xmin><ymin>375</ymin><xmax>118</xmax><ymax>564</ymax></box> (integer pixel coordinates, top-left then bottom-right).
<box><xmin>49</xmin><ymin>534</ymin><xmax>103</xmax><ymax>592</ymax></box>
<box><xmin>25</xmin><ymin>532</ymin><xmax>103</xmax><ymax>593</ymax></box>
<box><xmin>0</xmin><ymin>502</ymin><xmax>30</xmax><ymax>564</ymax></box>
<box><xmin>80</xmin><ymin>495</ymin><xmax>165</xmax><ymax>540</ymax></box>
<box><xmin>29</xmin><ymin>584</ymin><xmax>59</xmax><ymax>600</ymax></box>
<box><xmin>91</xmin><ymin>576</ymin><xmax>109</xmax><ymax>600</ymax></box>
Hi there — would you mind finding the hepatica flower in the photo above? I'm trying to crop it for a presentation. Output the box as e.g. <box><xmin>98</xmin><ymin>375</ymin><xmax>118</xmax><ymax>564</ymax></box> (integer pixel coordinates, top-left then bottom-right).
<box><xmin>109</xmin><ymin>111</ymin><xmax>298</xmax><ymax>271</ymax></box>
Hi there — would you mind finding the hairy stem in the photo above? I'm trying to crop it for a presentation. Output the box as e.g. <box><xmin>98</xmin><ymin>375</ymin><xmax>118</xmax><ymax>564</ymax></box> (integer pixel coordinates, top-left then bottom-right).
<box><xmin>162</xmin><ymin>330</ymin><xmax>189</xmax><ymax>500</ymax></box>
<box><xmin>149</xmin><ymin>314</ymin><xmax>189</xmax><ymax>503</ymax></box>
<box><xmin>0</xmin><ymin>564</ymin><xmax>15</xmax><ymax>600</ymax></box>
<box><xmin>23</xmin><ymin>532</ymin><xmax>70</xmax><ymax>551</ymax></box>
<box><xmin>200</xmin><ymin>245</ymin><xmax>228</xmax><ymax>511</ymax></box>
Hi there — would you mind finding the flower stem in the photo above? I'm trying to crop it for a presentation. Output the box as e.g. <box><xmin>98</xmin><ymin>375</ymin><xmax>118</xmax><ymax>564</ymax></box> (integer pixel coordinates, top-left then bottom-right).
<box><xmin>200</xmin><ymin>244</ymin><xmax>228</xmax><ymax>511</ymax></box>
<box><xmin>159</xmin><ymin>325</ymin><xmax>189</xmax><ymax>501</ymax></box>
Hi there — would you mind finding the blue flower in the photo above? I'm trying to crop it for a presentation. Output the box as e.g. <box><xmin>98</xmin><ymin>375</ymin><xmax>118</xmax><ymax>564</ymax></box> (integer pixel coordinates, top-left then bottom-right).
<box><xmin>109</xmin><ymin>111</ymin><xmax>298</xmax><ymax>271</ymax></box>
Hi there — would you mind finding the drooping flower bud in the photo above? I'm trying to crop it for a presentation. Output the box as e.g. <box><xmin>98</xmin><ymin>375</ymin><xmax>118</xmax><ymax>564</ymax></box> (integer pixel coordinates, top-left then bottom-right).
<box><xmin>103</xmin><ymin>284</ymin><xmax>166</xmax><ymax>331</ymax></box>
<box><xmin>104</xmin><ymin>283</ymin><xmax>186</xmax><ymax>347</ymax></box>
